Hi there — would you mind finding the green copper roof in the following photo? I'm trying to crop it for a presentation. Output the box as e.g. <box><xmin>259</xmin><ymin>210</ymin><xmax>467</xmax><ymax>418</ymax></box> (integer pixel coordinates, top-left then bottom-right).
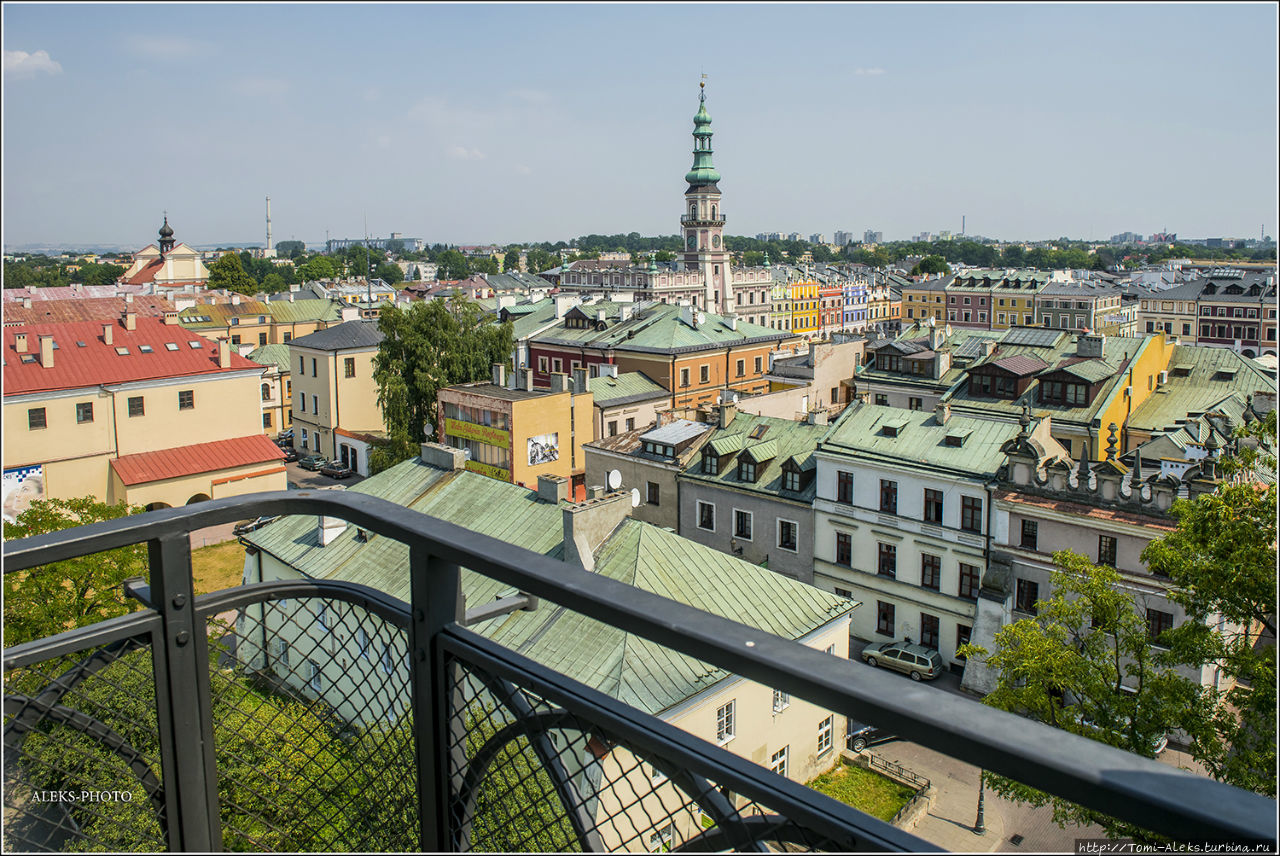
<box><xmin>587</xmin><ymin>371</ymin><xmax>670</xmax><ymax>407</ymax></box>
<box><xmin>709</xmin><ymin>434</ymin><xmax>745</xmax><ymax>456</ymax></box>
<box><xmin>741</xmin><ymin>439</ymin><xmax>778</xmax><ymax>463</ymax></box>
<box><xmin>247</xmin><ymin>343</ymin><xmax>292</xmax><ymax>373</ymax></box>
<box><xmin>685</xmin><ymin>86</ymin><xmax>721</xmax><ymax>186</ymax></box>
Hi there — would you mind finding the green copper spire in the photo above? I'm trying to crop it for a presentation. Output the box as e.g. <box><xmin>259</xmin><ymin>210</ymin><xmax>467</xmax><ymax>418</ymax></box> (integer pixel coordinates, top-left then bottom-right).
<box><xmin>684</xmin><ymin>82</ymin><xmax>721</xmax><ymax>186</ymax></box>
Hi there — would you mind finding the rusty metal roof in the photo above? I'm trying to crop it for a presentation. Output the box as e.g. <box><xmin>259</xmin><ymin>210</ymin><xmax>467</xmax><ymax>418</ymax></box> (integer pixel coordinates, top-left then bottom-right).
<box><xmin>110</xmin><ymin>434</ymin><xmax>284</xmax><ymax>485</ymax></box>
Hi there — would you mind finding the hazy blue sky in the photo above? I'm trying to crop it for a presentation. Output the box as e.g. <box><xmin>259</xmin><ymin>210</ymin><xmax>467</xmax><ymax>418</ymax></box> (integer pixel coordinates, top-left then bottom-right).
<box><xmin>3</xmin><ymin>3</ymin><xmax>1277</xmax><ymax>249</ymax></box>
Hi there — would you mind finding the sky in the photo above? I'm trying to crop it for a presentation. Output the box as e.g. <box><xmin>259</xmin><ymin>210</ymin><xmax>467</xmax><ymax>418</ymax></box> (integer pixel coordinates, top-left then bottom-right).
<box><xmin>3</xmin><ymin>3</ymin><xmax>1277</xmax><ymax>249</ymax></box>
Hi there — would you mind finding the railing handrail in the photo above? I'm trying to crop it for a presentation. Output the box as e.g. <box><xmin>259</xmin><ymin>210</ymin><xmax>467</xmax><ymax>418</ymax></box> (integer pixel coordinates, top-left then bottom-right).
<box><xmin>4</xmin><ymin>490</ymin><xmax>1276</xmax><ymax>843</ymax></box>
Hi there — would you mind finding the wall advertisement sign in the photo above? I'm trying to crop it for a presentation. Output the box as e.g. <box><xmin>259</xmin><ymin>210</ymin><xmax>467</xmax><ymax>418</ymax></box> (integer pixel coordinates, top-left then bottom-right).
<box><xmin>444</xmin><ymin>418</ymin><xmax>511</xmax><ymax>449</ymax></box>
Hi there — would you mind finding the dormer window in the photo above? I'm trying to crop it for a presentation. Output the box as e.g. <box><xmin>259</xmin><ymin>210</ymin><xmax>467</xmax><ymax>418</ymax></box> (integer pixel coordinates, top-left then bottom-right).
<box><xmin>738</xmin><ymin>460</ymin><xmax>757</xmax><ymax>482</ymax></box>
<box><xmin>881</xmin><ymin>418</ymin><xmax>908</xmax><ymax>437</ymax></box>
<box><xmin>1039</xmin><ymin>380</ymin><xmax>1089</xmax><ymax>406</ymax></box>
<box><xmin>945</xmin><ymin>429</ymin><xmax>972</xmax><ymax>447</ymax></box>
<box><xmin>702</xmin><ymin>451</ymin><xmax>719</xmax><ymax>475</ymax></box>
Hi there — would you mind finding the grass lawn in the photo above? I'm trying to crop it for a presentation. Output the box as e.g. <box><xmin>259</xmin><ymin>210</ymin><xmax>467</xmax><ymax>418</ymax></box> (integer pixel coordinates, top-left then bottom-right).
<box><xmin>192</xmin><ymin>540</ymin><xmax>247</xmax><ymax>595</ymax></box>
<box><xmin>807</xmin><ymin>759</ymin><xmax>916</xmax><ymax>822</ymax></box>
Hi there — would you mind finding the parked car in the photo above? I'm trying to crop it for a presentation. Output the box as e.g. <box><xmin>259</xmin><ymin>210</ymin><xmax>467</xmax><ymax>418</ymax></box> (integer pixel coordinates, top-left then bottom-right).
<box><xmin>233</xmin><ymin>516</ymin><xmax>279</xmax><ymax>536</ymax></box>
<box><xmin>280</xmin><ymin>446</ymin><xmax>299</xmax><ymax>463</ymax></box>
<box><xmin>275</xmin><ymin>430</ymin><xmax>294</xmax><ymax>447</ymax></box>
<box><xmin>1070</xmin><ymin>708</ymin><xmax>1168</xmax><ymax>757</ymax></box>
<box><xmin>320</xmin><ymin>460</ymin><xmax>353</xmax><ymax>479</ymax></box>
<box><xmin>298</xmin><ymin>454</ymin><xmax>328</xmax><ymax>471</ymax></box>
<box><xmin>846</xmin><ymin>718</ymin><xmax>897</xmax><ymax>752</ymax></box>
<box><xmin>860</xmin><ymin>641</ymin><xmax>944</xmax><ymax>681</ymax></box>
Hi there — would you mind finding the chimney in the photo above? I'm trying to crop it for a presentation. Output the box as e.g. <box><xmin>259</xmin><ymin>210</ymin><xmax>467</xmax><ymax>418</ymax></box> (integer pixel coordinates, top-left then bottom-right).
<box><xmin>317</xmin><ymin>516</ymin><xmax>346</xmax><ymax>547</ymax></box>
<box><xmin>562</xmin><ymin>492</ymin><xmax>631</xmax><ymax>572</ymax></box>
<box><xmin>807</xmin><ymin>410</ymin><xmax>829</xmax><ymax>426</ymax></box>
<box><xmin>619</xmin><ymin>305</ymin><xmax>634</xmax><ymax>322</ymax></box>
<box><xmin>218</xmin><ymin>338</ymin><xmax>231</xmax><ymax>368</ymax></box>
<box><xmin>719</xmin><ymin>402</ymin><xmax>737</xmax><ymax>429</ymax></box>
<box><xmin>537</xmin><ymin>474</ymin><xmax>569</xmax><ymax>504</ymax></box>
<box><xmin>231</xmin><ymin>294</ymin><xmax>241</xmax><ymax>306</ymax></box>
<box><xmin>553</xmin><ymin>294</ymin><xmax>577</xmax><ymax>320</ymax></box>
<box><xmin>102</xmin><ymin>323</ymin><xmax>113</xmax><ymax>345</ymax></box>
<box><xmin>124</xmin><ymin>312</ymin><xmax>137</xmax><ymax>331</ymax></box>
<box><xmin>935</xmin><ymin>401</ymin><xmax>951</xmax><ymax>424</ymax></box>
<box><xmin>596</xmin><ymin>309</ymin><xmax>606</xmax><ymax>324</ymax></box>
<box><xmin>125</xmin><ymin>293</ymin><xmax>134</xmax><ymax>304</ymax></box>
<box><xmin>22</xmin><ymin>297</ymin><xmax>32</xmax><ymax>309</ymax></box>
<box><xmin>599</xmin><ymin>363</ymin><xmax>619</xmax><ymax>379</ymax></box>
<box><xmin>572</xmin><ymin>367</ymin><xmax>588</xmax><ymax>393</ymax></box>
<box><xmin>39</xmin><ymin>335</ymin><xmax>54</xmax><ymax>368</ymax></box>
<box><xmin>288</xmin><ymin>293</ymin><xmax>296</xmax><ymax>303</ymax></box>
<box><xmin>725</xmin><ymin>313</ymin><xmax>738</xmax><ymax>331</ymax></box>
<box><xmin>549</xmin><ymin>372</ymin><xmax>567</xmax><ymax>393</ymax></box>
<box><xmin>164</xmin><ymin>311</ymin><xmax>180</xmax><ymax>326</ymax></box>
<box><xmin>419</xmin><ymin>442</ymin><xmax>466</xmax><ymax>470</ymax></box>
<box><xmin>522</xmin><ymin>368</ymin><xmax>535</xmax><ymax>391</ymax></box>
<box><xmin>929</xmin><ymin>322</ymin><xmax>945</xmax><ymax>350</ymax></box>
<box><xmin>1077</xmin><ymin>333</ymin><xmax>1106</xmax><ymax>359</ymax></box>
<box><xmin>14</xmin><ymin>332</ymin><xmax>28</xmax><ymax>354</ymax></box>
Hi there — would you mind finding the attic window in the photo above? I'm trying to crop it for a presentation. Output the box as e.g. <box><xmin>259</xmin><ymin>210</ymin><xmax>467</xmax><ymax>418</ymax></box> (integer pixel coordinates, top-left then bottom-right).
<box><xmin>749</xmin><ymin>424</ymin><xmax>769</xmax><ymax>440</ymax></box>
<box><xmin>1212</xmin><ymin>368</ymin><xmax>1237</xmax><ymax>381</ymax></box>
<box><xmin>76</xmin><ymin>341</ymin><xmax>86</xmax><ymax>348</ymax></box>
<box><xmin>139</xmin><ymin>345</ymin><xmax>153</xmax><ymax>353</ymax></box>
<box><xmin>1171</xmin><ymin>364</ymin><xmax>1193</xmax><ymax>377</ymax></box>
<box><xmin>188</xmin><ymin>341</ymin><xmax>203</xmax><ymax>349</ymax></box>
<box><xmin>231</xmin><ymin>317</ymin><xmax>239</xmax><ymax>325</ymax></box>
<box><xmin>945</xmin><ymin>429</ymin><xmax>972</xmax><ymax>447</ymax></box>
<box><xmin>881</xmin><ymin>418</ymin><xmax>909</xmax><ymax>437</ymax></box>
<box><xmin>115</xmin><ymin>347</ymin><xmax>130</xmax><ymax>356</ymax></box>
<box><xmin>165</xmin><ymin>343</ymin><xmax>179</xmax><ymax>351</ymax></box>
<box><xmin>20</xmin><ymin>354</ymin><xmax>35</xmax><ymax>363</ymax></box>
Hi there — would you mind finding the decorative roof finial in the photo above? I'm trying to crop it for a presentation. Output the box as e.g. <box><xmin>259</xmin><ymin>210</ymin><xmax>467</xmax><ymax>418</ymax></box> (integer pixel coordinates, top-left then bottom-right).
<box><xmin>1130</xmin><ymin>447</ymin><xmax>1143</xmax><ymax>488</ymax></box>
<box><xmin>1018</xmin><ymin>401</ymin><xmax>1031</xmax><ymax>435</ymax></box>
<box><xmin>1106</xmin><ymin>423</ymin><xmax>1118</xmax><ymax>461</ymax></box>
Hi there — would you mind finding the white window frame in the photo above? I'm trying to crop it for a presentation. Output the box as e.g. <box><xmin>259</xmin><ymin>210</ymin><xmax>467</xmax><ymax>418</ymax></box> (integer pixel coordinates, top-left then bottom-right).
<box><xmin>817</xmin><ymin>715</ymin><xmax>833</xmax><ymax>756</ymax></box>
<box><xmin>382</xmin><ymin>646</ymin><xmax>394</xmax><ymax>675</ymax></box>
<box><xmin>697</xmin><ymin>501</ymin><xmax>716</xmax><ymax>532</ymax></box>
<box><xmin>650</xmin><ymin>763</ymin><xmax>668</xmax><ymax>786</ymax></box>
<box><xmin>648</xmin><ymin>824</ymin><xmax>674</xmax><ymax>853</ymax></box>
<box><xmin>308</xmin><ymin>660</ymin><xmax>322</xmax><ymax>693</ymax></box>
<box><xmin>770</xmin><ymin>745</ymin><xmax>789</xmax><ymax>778</ymax></box>
<box><xmin>716</xmin><ymin>700</ymin><xmax>735</xmax><ymax>744</ymax></box>
<box><xmin>777</xmin><ymin>518</ymin><xmax>799</xmax><ymax>553</ymax></box>
<box><xmin>772</xmin><ymin>689</ymin><xmax>790</xmax><ymax>713</ymax></box>
<box><xmin>733</xmin><ymin>508</ymin><xmax>753</xmax><ymax>541</ymax></box>
<box><xmin>358</xmin><ymin>628</ymin><xmax>369</xmax><ymax>660</ymax></box>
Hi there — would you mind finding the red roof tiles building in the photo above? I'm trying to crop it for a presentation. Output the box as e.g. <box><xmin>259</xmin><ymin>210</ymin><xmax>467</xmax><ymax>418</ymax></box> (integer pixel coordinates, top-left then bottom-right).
<box><xmin>110</xmin><ymin>435</ymin><xmax>285</xmax><ymax>485</ymax></box>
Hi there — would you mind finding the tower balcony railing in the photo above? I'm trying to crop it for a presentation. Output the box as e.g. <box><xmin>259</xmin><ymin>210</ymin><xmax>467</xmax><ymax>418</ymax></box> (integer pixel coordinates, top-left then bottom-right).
<box><xmin>679</xmin><ymin>214</ymin><xmax>726</xmax><ymax>225</ymax></box>
<box><xmin>3</xmin><ymin>490</ymin><xmax>1276</xmax><ymax>852</ymax></box>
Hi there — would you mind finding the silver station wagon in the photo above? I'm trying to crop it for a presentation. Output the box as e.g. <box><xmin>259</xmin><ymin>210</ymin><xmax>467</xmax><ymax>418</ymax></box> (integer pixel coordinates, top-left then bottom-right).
<box><xmin>860</xmin><ymin>641</ymin><xmax>944</xmax><ymax>681</ymax></box>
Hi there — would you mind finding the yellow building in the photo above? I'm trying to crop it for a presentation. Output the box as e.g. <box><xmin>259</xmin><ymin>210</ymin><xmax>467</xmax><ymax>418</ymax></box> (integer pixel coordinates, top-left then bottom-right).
<box><xmin>120</xmin><ymin>216</ymin><xmax>210</xmax><ymax>287</ymax></box>
<box><xmin>288</xmin><ymin>320</ymin><xmax>386</xmax><ymax>474</ymax></box>
<box><xmin>248</xmin><ymin>344</ymin><xmax>293</xmax><ymax>435</ymax></box>
<box><xmin>3</xmin><ymin>314</ymin><xmax>281</xmax><ymax>517</ymax></box>
<box><xmin>788</xmin><ymin>281</ymin><xmax>819</xmax><ymax>336</ymax></box>
<box><xmin>437</xmin><ymin>367</ymin><xmax>595</xmax><ymax>499</ymax></box>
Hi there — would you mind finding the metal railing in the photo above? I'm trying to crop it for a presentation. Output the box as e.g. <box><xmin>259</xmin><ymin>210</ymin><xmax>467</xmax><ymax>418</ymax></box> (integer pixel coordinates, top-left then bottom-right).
<box><xmin>3</xmin><ymin>489</ymin><xmax>1276</xmax><ymax>852</ymax></box>
<box><xmin>867</xmin><ymin>755</ymin><xmax>930</xmax><ymax>791</ymax></box>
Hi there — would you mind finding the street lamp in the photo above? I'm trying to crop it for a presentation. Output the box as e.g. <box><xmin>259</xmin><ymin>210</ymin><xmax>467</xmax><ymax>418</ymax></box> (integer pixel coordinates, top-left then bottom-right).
<box><xmin>974</xmin><ymin>768</ymin><xmax>987</xmax><ymax>835</ymax></box>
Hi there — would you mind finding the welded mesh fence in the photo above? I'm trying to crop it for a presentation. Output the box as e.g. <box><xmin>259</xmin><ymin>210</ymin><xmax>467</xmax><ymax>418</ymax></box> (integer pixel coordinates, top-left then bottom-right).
<box><xmin>444</xmin><ymin>655</ymin><xmax>845</xmax><ymax>853</ymax></box>
<box><xmin>3</xmin><ymin>636</ymin><xmax>165</xmax><ymax>853</ymax></box>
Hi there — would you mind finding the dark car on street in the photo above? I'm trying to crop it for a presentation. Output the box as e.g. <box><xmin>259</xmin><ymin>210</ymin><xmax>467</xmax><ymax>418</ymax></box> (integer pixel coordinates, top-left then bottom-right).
<box><xmin>846</xmin><ymin>718</ymin><xmax>897</xmax><ymax>752</ymax></box>
<box><xmin>280</xmin><ymin>446</ymin><xmax>299</xmax><ymax>463</ymax></box>
<box><xmin>320</xmin><ymin>460</ymin><xmax>353</xmax><ymax>479</ymax></box>
<box><xmin>298</xmin><ymin>454</ymin><xmax>328</xmax><ymax>471</ymax></box>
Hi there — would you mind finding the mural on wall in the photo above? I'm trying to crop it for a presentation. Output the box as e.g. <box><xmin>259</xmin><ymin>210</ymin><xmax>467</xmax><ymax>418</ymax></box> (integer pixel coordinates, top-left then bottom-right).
<box><xmin>3</xmin><ymin>464</ymin><xmax>45</xmax><ymax>524</ymax></box>
<box><xmin>527</xmin><ymin>433</ymin><xmax>560</xmax><ymax>466</ymax></box>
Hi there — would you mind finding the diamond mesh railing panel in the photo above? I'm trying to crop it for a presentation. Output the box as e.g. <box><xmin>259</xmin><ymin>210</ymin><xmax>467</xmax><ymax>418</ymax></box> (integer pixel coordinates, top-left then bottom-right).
<box><xmin>3</xmin><ymin>637</ymin><xmax>165</xmax><ymax>853</ymax></box>
<box><xmin>207</xmin><ymin>597</ymin><xmax>417</xmax><ymax>852</ymax></box>
<box><xmin>444</xmin><ymin>654</ymin><xmax>848</xmax><ymax>853</ymax></box>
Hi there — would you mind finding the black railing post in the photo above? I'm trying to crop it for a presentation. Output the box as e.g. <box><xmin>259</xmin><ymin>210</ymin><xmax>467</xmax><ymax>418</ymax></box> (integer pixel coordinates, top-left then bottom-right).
<box><xmin>148</xmin><ymin>533</ymin><xmax>221</xmax><ymax>851</ymax></box>
<box><xmin>408</xmin><ymin>545</ymin><xmax>463</xmax><ymax>851</ymax></box>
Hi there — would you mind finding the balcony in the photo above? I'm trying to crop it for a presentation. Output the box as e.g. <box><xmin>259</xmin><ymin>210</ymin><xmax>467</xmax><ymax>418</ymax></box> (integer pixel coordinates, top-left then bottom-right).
<box><xmin>3</xmin><ymin>490</ymin><xmax>1275</xmax><ymax>852</ymax></box>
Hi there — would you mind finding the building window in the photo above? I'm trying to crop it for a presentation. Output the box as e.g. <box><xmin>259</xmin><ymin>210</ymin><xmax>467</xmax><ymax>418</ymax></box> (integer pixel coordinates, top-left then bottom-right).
<box><xmin>959</xmin><ymin>563</ymin><xmax>980</xmax><ymax>600</ymax></box>
<box><xmin>28</xmin><ymin>407</ymin><xmax>47</xmax><ymax>430</ymax></box>
<box><xmin>782</xmin><ymin>468</ymin><xmax>801</xmax><ymax>492</ymax></box>
<box><xmin>837</xmin><ymin>471</ymin><xmax>854</xmax><ymax>503</ymax></box>
<box><xmin>736</xmin><ymin>358</ymin><xmax>745</xmax><ymax>377</ymax></box>
<box><xmin>1098</xmin><ymin>534</ymin><xmax>1118</xmax><ymax>567</ymax></box>
<box><xmin>76</xmin><ymin>402</ymin><xmax>94</xmax><ymax>424</ymax></box>
<box><xmin>702</xmin><ymin>452</ymin><xmax>719</xmax><ymax>475</ymax></box>
<box><xmin>817</xmin><ymin>716</ymin><xmax>833</xmax><ymax>756</ymax></box>
<box><xmin>960</xmin><ymin>496</ymin><xmax>982</xmax><ymax>533</ymax></box>
<box><xmin>879</xmin><ymin>479</ymin><xmax>898</xmax><ymax>514</ymax></box>
<box><xmin>300</xmin><ymin>394</ymin><xmax>307</xmax><ymax>414</ymax></box>
<box><xmin>835</xmin><ymin>532</ymin><xmax>852</xmax><ymax>567</ymax></box>
<box><xmin>178</xmin><ymin>390</ymin><xmax>195</xmax><ymax>410</ymax></box>
<box><xmin>680</xmin><ymin>368</ymin><xmax>691</xmax><ymax>388</ymax></box>
<box><xmin>738</xmin><ymin>460</ymin><xmax>756</xmax><ymax>482</ymax></box>
<box><xmin>648</xmin><ymin>825</ymin><xmax>674</xmax><ymax>853</ymax></box>
<box><xmin>646</xmin><ymin>482</ymin><xmax>660</xmax><ymax>506</ymax></box>
<box><xmin>755</xmin><ymin>356</ymin><xmax>763</xmax><ymax>373</ymax></box>
<box><xmin>312</xmin><ymin>395</ymin><xmax>319</xmax><ymax>414</ymax></box>
<box><xmin>127</xmin><ymin>396</ymin><xmax>145</xmax><ymax>417</ymax></box>
<box><xmin>263</xmin><ymin>412</ymin><xmax>272</xmax><ymax>429</ymax></box>
<box><xmin>700</xmin><ymin>365</ymin><xmax>710</xmax><ymax>384</ymax></box>
<box><xmin>258</xmin><ymin>332</ymin><xmax>268</xmax><ymax>346</ymax></box>
<box><xmin>877</xmin><ymin>543</ymin><xmax>896</xmax><ymax>577</ymax></box>
<box><xmin>231</xmin><ymin>334</ymin><xmax>241</xmax><ymax>346</ymax></box>
<box><xmin>1146</xmin><ymin>609</ymin><xmax>1173</xmax><ymax>644</ymax></box>
<box><xmin>1021</xmin><ymin>519</ymin><xmax>1038</xmax><ymax>550</ymax></box>
<box><xmin>716</xmin><ymin>700</ymin><xmax>735</xmax><ymax>743</ymax></box>
<box><xmin>308</xmin><ymin>660</ymin><xmax>322</xmax><ymax>693</ymax></box>
<box><xmin>835</xmin><ymin>586</ymin><xmax>852</xmax><ymax>598</ymax></box>
<box><xmin>734</xmin><ymin>509</ymin><xmax>753</xmax><ymax>540</ymax></box>
<box><xmin>608</xmin><ymin>420</ymin><xmax>618</xmax><ymax>437</ymax></box>
<box><xmin>283</xmin><ymin>332</ymin><xmax>292</xmax><ymax>343</ymax></box>
<box><xmin>301</xmin><ymin>432</ymin><xmax>308</xmax><ymax>450</ymax></box>
<box><xmin>1016</xmin><ymin>579</ymin><xmax>1039</xmax><ymax>614</ymax></box>
<box><xmin>344</xmin><ymin>357</ymin><xmax>355</xmax><ymax>378</ymax></box>
<box><xmin>920</xmin><ymin>613</ymin><xmax>939</xmax><ymax>649</ymax></box>
<box><xmin>625</xmin><ymin>418</ymin><xmax>635</xmax><ymax>431</ymax></box>
<box><xmin>956</xmin><ymin>624</ymin><xmax>972</xmax><ymax>659</ymax></box>
<box><xmin>777</xmin><ymin>519</ymin><xmax>798</xmax><ymax>552</ymax></box>
<box><xmin>920</xmin><ymin>553</ymin><xmax>941</xmax><ymax>590</ymax></box>
<box><xmin>312</xmin><ymin>358</ymin><xmax>318</xmax><ymax>377</ymax></box>
<box><xmin>772</xmin><ymin>689</ymin><xmax>790</xmax><ymax>713</ymax></box>
<box><xmin>697</xmin><ymin>501</ymin><xmax>715</xmax><ymax>531</ymax></box>
<box><xmin>908</xmin><ymin>396</ymin><xmax>923</xmax><ymax>411</ymax></box>
<box><xmin>874</xmin><ymin>394</ymin><xmax>888</xmax><ymax>406</ymax></box>
<box><xmin>876</xmin><ymin>601</ymin><xmax>895</xmax><ymax>636</ymax></box>
<box><xmin>923</xmin><ymin>489</ymin><xmax>943</xmax><ymax>524</ymax></box>
<box><xmin>300</xmin><ymin>355</ymin><xmax>305</xmax><ymax>373</ymax></box>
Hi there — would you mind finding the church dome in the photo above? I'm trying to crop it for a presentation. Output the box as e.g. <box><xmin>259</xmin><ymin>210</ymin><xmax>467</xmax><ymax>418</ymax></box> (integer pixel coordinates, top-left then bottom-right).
<box><xmin>159</xmin><ymin>217</ymin><xmax>174</xmax><ymax>238</ymax></box>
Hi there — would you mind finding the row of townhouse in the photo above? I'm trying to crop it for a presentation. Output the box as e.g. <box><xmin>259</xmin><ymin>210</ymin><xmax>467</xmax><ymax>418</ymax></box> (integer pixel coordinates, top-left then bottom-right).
<box><xmin>1135</xmin><ymin>270</ymin><xmax>1277</xmax><ymax>357</ymax></box>
<box><xmin>177</xmin><ymin>294</ymin><xmax>352</xmax><ymax>356</ymax></box>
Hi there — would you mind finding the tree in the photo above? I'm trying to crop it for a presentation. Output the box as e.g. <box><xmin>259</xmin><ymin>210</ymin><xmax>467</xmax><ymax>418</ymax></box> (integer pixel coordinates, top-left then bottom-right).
<box><xmin>653</xmin><ymin>250</ymin><xmax>675</xmax><ymax>263</ymax></box>
<box><xmin>75</xmin><ymin>262</ymin><xmax>126</xmax><ymax>285</ymax></box>
<box><xmin>960</xmin><ymin>553</ymin><xmax>1212</xmax><ymax>839</ymax></box>
<box><xmin>524</xmin><ymin>248</ymin><xmax>557</xmax><ymax>274</ymax></box>
<box><xmin>374</xmin><ymin>262</ymin><xmax>404</xmax><ymax>285</ymax></box>
<box><xmin>275</xmin><ymin>240</ymin><xmax>306</xmax><ymax>259</ymax></box>
<box><xmin>742</xmin><ymin>251</ymin><xmax>765</xmax><ymax>267</ymax></box>
<box><xmin>435</xmin><ymin>249</ymin><xmax>470</xmax><ymax>280</ymax></box>
<box><xmin>503</xmin><ymin>249</ymin><xmax>522</xmax><ymax>273</ymax></box>
<box><xmin>297</xmin><ymin>254</ymin><xmax>340</xmax><ymax>282</ymax></box>
<box><xmin>1141</xmin><ymin>410</ymin><xmax>1277</xmax><ymax>796</ymax></box>
<box><xmin>470</xmin><ymin>256</ymin><xmax>500</xmax><ymax>275</ymax></box>
<box><xmin>910</xmin><ymin>255</ymin><xmax>950</xmax><ymax>276</ymax></box>
<box><xmin>261</xmin><ymin>272</ymin><xmax>287</xmax><ymax>294</ymax></box>
<box><xmin>372</xmin><ymin>298</ymin><xmax>515</xmax><ymax>470</ymax></box>
<box><xmin>3</xmin><ymin>497</ymin><xmax>145</xmax><ymax>647</ymax></box>
<box><xmin>208</xmin><ymin>253</ymin><xmax>259</xmax><ymax>295</ymax></box>
<box><xmin>811</xmin><ymin>244</ymin><xmax>835</xmax><ymax>263</ymax></box>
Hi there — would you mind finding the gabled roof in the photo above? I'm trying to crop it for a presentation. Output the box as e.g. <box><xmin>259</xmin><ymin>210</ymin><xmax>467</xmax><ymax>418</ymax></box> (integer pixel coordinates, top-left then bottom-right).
<box><xmin>5</xmin><ymin>295</ymin><xmax>176</xmax><ymax>325</ymax></box>
<box><xmin>267</xmin><ymin>299</ymin><xmax>343</xmax><ymax>325</ymax></box>
<box><xmin>740</xmin><ymin>439</ymin><xmax>778</xmax><ymax>463</ymax></box>
<box><xmin>1045</xmin><ymin>358</ymin><xmax>1116</xmax><ymax>383</ymax></box>
<box><xmin>178</xmin><ymin>300</ymin><xmax>272</xmax><ymax>329</ymax></box>
<box><xmin>247</xmin><ymin>343</ymin><xmax>293</xmax><ymax>373</ymax></box>
<box><xmin>588</xmin><ymin>371</ymin><xmax>670</xmax><ymax>408</ymax></box>
<box><xmin>532</xmin><ymin>304</ymin><xmax>787</xmax><ymax>355</ymax></box>
<box><xmin>288</xmin><ymin>319</ymin><xmax>384</xmax><ymax>351</ymax></box>
<box><xmin>244</xmin><ymin>459</ymin><xmax>853</xmax><ymax>715</ymax></box>
<box><xmin>682</xmin><ymin>413</ymin><xmax>827</xmax><ymax>501</ymax></box>
<box><xmin>3</xmin><ymin>317</ymin><xmax>264</xmax><ymax>395</ymax></box>
<box><xmin>990</xmin><ymin>354</ymin><xmax>1050</xmax><ymax>376</ymax></box>
<box><xmin>111</xmin><ymin>434</ymin><xmax>284</xmax><ymax>485</ymax></box>
<box><xmin>821</xmin><ymin>403</ymin><xmax>1016</xmax><ymax>476</ymax></box>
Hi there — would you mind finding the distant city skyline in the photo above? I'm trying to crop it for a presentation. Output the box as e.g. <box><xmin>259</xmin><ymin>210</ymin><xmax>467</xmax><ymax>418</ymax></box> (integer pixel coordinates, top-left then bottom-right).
<box><xmin>3</xmin><ymin>3</ymin><xmax>1277</xmax><ymax>250</ymax></box>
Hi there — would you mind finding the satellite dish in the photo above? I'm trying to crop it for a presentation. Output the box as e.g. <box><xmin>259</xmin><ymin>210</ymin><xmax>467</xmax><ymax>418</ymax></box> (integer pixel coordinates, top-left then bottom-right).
<box><xmin>630</xmin><ymin>488</ymin><xmax>641</xmax><ymax>508</ymax></box>
<box><xmin>607</xmin><ymin>469</ymin><xmax>622</xmax><ymax>490</ymax></box>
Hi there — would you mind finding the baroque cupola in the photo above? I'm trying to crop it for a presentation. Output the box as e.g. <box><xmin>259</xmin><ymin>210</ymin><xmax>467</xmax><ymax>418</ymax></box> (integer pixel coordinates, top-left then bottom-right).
<box><xmin>158</xmin><ymin>214</ymin><xmax>175</xmax><ymax>255</ymax></box>
<box><xmin>684</xmin><ymin>83</ymin><xmax>721</xmax><ymax>188</ymax></box>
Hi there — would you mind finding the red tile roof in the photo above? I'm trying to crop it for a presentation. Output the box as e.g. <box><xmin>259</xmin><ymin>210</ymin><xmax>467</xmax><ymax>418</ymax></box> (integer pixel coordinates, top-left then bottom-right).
<box><xmin>4</xmin><ymin>317</ymin><xmax>265</xmax><ymax>395</ymax></box>
<box><xmin>122</xmin><ymin>257</ymin><xmax>164</xmax><ymax>285</ymax></box>
<box><xmin>993</xmin><ymin>488</ymin><xmax>1175</xmax><ymax>530</ymax></box>
<box><xmin>5</xmin><ymin>296</ymin><xmax>176</xmax><ymax>325</ymax></box>
<box><xmin>110</xmin><ymin>434</ymin><xmax>285</xmax><ymax>486</ymax></box>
